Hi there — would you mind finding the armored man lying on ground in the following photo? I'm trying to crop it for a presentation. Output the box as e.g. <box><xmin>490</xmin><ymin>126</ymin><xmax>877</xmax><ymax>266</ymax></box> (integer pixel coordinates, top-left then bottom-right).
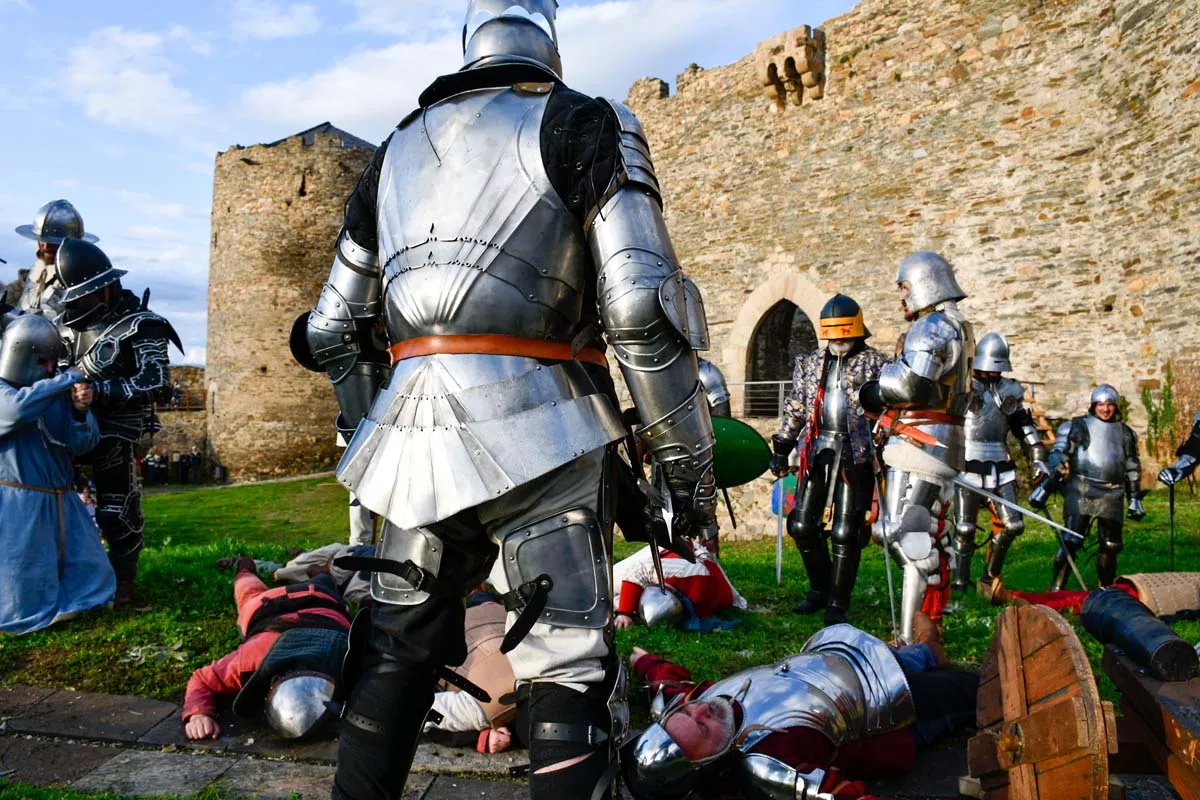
<box><xmin>623</xmin><ymin>615</ymin><xmax>978</xmax><ymax>799</ymax></box>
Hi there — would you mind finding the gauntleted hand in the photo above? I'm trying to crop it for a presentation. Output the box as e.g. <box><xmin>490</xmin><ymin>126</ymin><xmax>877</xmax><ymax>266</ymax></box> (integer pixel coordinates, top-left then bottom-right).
<box><xmin>1159</xmin><ymin>466</ymin><xmax>1186</xmax><ymax>486</ymax></box>
<box><xmin>1032</xmin><ymin>460</ymin><xmax>1050</xmax><ymax>481</ymax></box>
<box><xmin>1127</xmin><ymin>496</ymin><xmax>1146</xmax><ymax>521</ymax></box>
<box><xmin>769</xmin><ymin>435</ymin><xmax>796</xmax><ymax>478</ymax></box>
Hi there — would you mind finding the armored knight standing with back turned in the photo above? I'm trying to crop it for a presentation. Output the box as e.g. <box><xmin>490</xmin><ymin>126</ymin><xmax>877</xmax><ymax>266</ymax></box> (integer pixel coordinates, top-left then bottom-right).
<box><xmin>953</xmin><ymin>333</ymin><xmax>1047</xmax><ymax>600</ymax></box>
<box><xmin>1036</xmin><ymin>385</ymin><xmax>1143</xmax><ymax>589</ymax></box>
<box><xmin>1158</xmin><ymin>410</ymin><xmax>1200</xmax><ymax>488</ymax></box>
<box><xmin>770</xmin><ymin>294</ymin><xmax>885</xmax><ymax>626</ymax></box>
<box><xmin>292</xmin><ymin>3</ymin><xmax>716</xmax><ymax>797</ymax></box>
<box><xmin>859</xmin><ymin>252</ymin><xmax>975</xmax><ymax>644</ymax></box>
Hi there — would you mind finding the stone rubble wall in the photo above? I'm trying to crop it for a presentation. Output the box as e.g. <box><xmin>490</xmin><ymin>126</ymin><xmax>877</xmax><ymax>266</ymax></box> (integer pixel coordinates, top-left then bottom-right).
<box><xmin>206</xmin><ymin>132</ymin><xmax>375</xmax><ymax>480</ymax></box>
<box><xmin>623</xmin><ymin>0</ymin><xmax>1200</xmax><ymax>539</ymax></box>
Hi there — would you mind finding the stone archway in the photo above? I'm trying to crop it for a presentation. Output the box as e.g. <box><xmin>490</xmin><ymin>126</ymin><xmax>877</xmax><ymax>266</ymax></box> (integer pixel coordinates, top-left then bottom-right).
<box><xmin>722</xmin><ymin>272</ymin><xmax>828</xmax><ymax>417</ymax></box>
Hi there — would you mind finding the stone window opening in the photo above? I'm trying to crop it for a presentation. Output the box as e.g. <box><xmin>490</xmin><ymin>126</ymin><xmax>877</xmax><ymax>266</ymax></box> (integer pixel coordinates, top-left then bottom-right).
<box><xmin>744</xmin><ymin>300</ymin><xmax>818</xmax><ymax>417</ymax></box>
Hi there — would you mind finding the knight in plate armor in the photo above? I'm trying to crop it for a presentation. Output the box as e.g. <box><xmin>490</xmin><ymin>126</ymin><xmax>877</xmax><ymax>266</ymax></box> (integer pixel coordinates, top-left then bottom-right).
<box><xmin>54</xmin><ymin>238</ymin><xmax>182</xmax><ymax>605</ymax></box>
<box><xmin>1042</xmin><ymin>385</ymin><xmax>1143</xmax><ymax>589</ymax></box>
<box><xmin>770</xmin><ymin>294</ymin><xmax>886</xmax><ymax>625</ymax></box>
<box><xmin>1157</xmin><ymin>410</ymin><xmax>1200</xmax><ymax>488</ymax></box>
<box><xmin>291</xmin><ymin>4</ymin><xmax>716</xmax><ymax>797</ymax></box>
<box><xmin>12</xmin><ymin>199</ymin><xmax>100</xmax><ymax>315</ymax></box>
<box><xmin>953</xmin><ymin>333</ymin><xmax>1047</xmax><ymax>598</ymax></box>
<box><xmin>697</xmin><ymin>358</ymin><xmax>731</xmax><ymax>419</ymax></box>
<box><xmin>859</xmin><ymin>252</ymin><xmax>975</xmax><ymax>643</ymax></box>
<box><xmin>623</xmin><ymin>619</ymin><xmax>978</xmax><ymax>800</ymax></box>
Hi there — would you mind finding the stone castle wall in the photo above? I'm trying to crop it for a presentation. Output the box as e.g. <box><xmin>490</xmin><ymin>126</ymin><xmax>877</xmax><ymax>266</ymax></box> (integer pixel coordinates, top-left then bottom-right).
<box><xmin>206</xmin><ymin>132</ymin><xmax>375</xmax><ymax>480</ymax></box>
<box><xmin>627</xmin><ymin>0</ymin><xmax>1199</xmax><ymax>426</ymax></box>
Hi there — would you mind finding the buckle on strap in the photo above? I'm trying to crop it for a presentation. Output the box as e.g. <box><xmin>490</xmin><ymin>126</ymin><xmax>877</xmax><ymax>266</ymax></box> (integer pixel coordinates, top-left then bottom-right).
<box><xmin>334</xmin><ymin>555</ymin><xmax>444</xmax><ymax>596</ymax></box>
<box><xmin>499</xmin><ymin>574</ymin><xmax>554</xmax><ymax>654</ymax></box>
<box><xmin>532</xmin><ymin>721</ymin><xmax>609</xmax><ymax>747</ymax></box>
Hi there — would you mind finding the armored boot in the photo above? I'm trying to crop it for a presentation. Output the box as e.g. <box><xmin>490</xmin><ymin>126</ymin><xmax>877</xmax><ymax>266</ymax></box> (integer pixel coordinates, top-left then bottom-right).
<box><xmin>792</xmin><ymin>544</ymin><xmax>832</xmax><ymax>615</ymax></box>
<box><xmin>1095</xmin><ymin>550</ymin><xmax>1119</xmax><ymax>587</ymax></box>
<box><xmin>1050</xmin><ymin>545</ymin><xmax>1080</xmax><ymax>591</ymax></box>
<box><xmin>951</xmin><ymin>531</ymin><xmax>975</xmax><ymax>593</ymax></box>
<box><xmin>823</xmin><ymin>543</ymin><xmax>861</xmax><ymax>626</ymax></box>
<box><xmin>981</xmin><ymin>533</ymin><xmax>1013</xmax><ymax>585</ymax></box>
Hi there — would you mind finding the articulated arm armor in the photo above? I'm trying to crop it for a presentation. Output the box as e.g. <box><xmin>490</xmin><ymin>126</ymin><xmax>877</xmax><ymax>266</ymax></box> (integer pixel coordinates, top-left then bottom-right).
<box><xmin>590</xmin><ymin>101</ymin><xmax>716</xmax><ymax>520</ymax></box>
<box><xmin>998</xmin><ymin>379</ymin><xmax>1047</xmax><ymax>470</ymax></box>
<box><xmin>1122</xmin><ymin>425</ymin><xmax>1142</xmax><ymax>501</ymax></box>
<box><xmin>1160</xmin><ymin>411</ymin><xmax>1200</xmax><ymax>485</ymax></box>
<box><xmin>876</xmin><ymin>311</ymin><xmax>965</xmax><ymax>411</ymax></box>
<box><xmin>739</xmin><ymin>755</ymin><xmax>833</xmax><ymax>800</ymax></box>
<box><xmin>1046</xmin><ymin>421</ymin><xmax>1074</xmax><ymax>476</ymax></box>
<box><xmin>305</xmin><ymin>231</ymin><xmax>390</xmax><ymax>436</ymax></box>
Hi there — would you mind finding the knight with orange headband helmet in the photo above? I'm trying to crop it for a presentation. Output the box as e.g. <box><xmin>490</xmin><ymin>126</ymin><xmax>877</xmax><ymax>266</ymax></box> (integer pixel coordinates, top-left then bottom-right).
<box><xmin>769</xmin><ymin>294</ymin><xmax>885</xmax><ymax>626</ymax></box>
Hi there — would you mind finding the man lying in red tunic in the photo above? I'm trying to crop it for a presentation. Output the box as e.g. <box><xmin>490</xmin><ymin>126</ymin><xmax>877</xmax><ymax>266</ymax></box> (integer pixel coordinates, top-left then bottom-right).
<box><xmin>622</xmin><ymin>614</ymin><xmax>977</xmax><ymax>799</ymax></box>
<box><xmin>182</xmin><ymin>557</ymin><xmax>351</xmax><ymax>741</ymax></box>
<box><xmin>613</xmin><ymin>543</ymin><xmax>746</xmax><ymax>631</ymax></box>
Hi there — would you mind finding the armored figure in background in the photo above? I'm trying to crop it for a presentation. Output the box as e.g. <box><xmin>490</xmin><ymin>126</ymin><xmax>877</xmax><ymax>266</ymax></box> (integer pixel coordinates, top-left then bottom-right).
<box><xmin>697</xmin><ymin>358</ymin><xmax>730</xmax><ymax>419</ymax></box>
<box><xmin>1157</xmin><ymin>410</ymin><xmax>1200</xmax><ymax>487</ymax></box>
<box><xmin>770</xmin><ymin>294</ymin><xmax>885</xmax><ymax>625</ymax></box>
<box><xmin>294</xmin><ymin>3</ymin><xmax>716</xmax><ymax>797</ymax></box>
<box><xmin>859</xmin><ymin>252</ymin><xmax>975</xmax><ymax>643</ymax></box>
<box><xmin>1042</xmin><ymin>385</ymin><xmax>1143</xmax><ymax>589</ymax></box>
<box><xmin>12</xmin><ymin>199</ymin><xmax>99</xmax><ymax>315</ymax></box>
<box><xmin>54</xmin><ymin>238</ymin><xmax>181</xmax><ymax>605</ymax></box>
<box><xmin>953</xmin><ymin>333</ymin><xmax>1047</xmax><ymax>598</ymax></box>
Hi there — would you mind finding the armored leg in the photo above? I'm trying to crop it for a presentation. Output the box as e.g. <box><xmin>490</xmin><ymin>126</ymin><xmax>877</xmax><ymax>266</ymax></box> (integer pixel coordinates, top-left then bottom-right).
<box><xmin>1095</xmin><ymin>518</ymin><xmax>1124</xmax><ymax>587</ymax></box>
<box><xmin>883</xmin><ymin>467</ymin><xmax>952</xmax><ymax>643</ymax></box>
<box><xmin>788</xmin><ymin>452</ymin><xmax>832</xmax><ymax>615</ymax></box>
<box><xmin>952</xmin><ymin>485</ymin><xmax>982</xmax><ymax>592</ymax></box>
<box><xmin>88</xmin><ymin>437</ymin><xmax>143</xmax><ymax>582</ymax></box>
<box><xmin>982</xmin><ymin>483</ymin><xmax>1023</xmax><ymax>583</ymax></box>
<box><xmin>1051</xmin><ymin>515</ymin><xmax>1089</xmax><ymax>591</ymax></box>
<box><xmin>824</xmin><ymin>462</ymin><xmax>873</xmax><ymax>626</ymax></box>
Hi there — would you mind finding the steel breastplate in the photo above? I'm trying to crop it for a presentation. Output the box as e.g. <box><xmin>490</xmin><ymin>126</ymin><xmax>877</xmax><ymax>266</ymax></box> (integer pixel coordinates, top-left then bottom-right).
<box><xmin>376</xmin><ymin>86</ymin><xmax>591</xmax><ymax>344</ymax></box>
<box><xmin>1076</xmin><ymin>416</ymin><xmax>1127</xmax><ymax>483</ymax></box>
<box><xmin>818</xmin><ymin>356</ymin><xmax>849</xmax><ymax>437</ymax></box>
<box><xmin>965</xmin><ymin>382</ymin><xmax>1012</xmax><ymax>463</ymax></box>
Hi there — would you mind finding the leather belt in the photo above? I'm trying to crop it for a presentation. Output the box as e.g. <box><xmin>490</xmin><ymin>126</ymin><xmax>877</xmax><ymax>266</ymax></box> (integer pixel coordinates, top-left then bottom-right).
<box><xmin>388</xmin><ymin>334</ymin><xmax>608</xmax><ymax>370</ymax></box>
<box><xmin>0</xmin><ymin>480</ymin><xmax>69</xmax><ymax>576</ymax></box>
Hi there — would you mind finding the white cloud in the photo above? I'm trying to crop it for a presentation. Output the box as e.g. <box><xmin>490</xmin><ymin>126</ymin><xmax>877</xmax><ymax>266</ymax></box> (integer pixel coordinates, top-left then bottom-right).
<box><xmin>117</xmin><ymin>190</ymin><xmax>203</xmax><ymax>221</ymax></box>
<box><xmin>65</xmin><ymin>26</ymin><xmax>205</xmax><ymax>136</ymax></box>
<box><xmin>241</xmin><ymin>0</ymin><xmax>813</xmax><ymax>138</ymax></box>
<box><xmin>232</xmin><ymin>0</ymin><xmax>321</xmax><ymax>40</ymax></box>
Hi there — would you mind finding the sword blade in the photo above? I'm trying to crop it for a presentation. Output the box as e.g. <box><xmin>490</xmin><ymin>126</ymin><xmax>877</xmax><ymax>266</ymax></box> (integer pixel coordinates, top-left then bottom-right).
<box><xmin>952</xmin><ymin>475</ymin><xmax>1089</xmax><ymax>591</ymax></box>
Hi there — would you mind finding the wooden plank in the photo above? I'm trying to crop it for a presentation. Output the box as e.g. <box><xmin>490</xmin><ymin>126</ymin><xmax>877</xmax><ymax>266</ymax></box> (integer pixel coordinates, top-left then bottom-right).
<box><xmin>1023</xmin><ymin>638</ymin><xmax>1078</xmax><ymax>707</ymax></box>
<box><xmin>999</xmin><ymin>610</ymin><xmax>1039</xmax><ymax>800</ymax></box>
<box><xmin>1110</xmin><ymin>713</ymin><xmax>1163</xmax><ymax>774</ymax></box>
<box><xmin>970</xmin><ymin>730</ymin><xmax>1006</xmax><ymax>778</ymax></box>
<box><xmin>1167</xmin><ymin>753</ymin><xmax>1200</xmax><ymax>800</ymax></box>
<box><xmin>979</xmin><ymin>675</ymin><xmax>1004</xmax><ymax>729</ymax></box>
<box><xmin>999</xmin><ymin>698</ymin><xmax>1089</xmax><ymax>769</ymax></box>
<box><xmin>1104</xmin><ymin>647</ymin><xmax>1200</xmax><ymax>772</ymax></box>
<box><xmin>1019</xmin><ymin>607</ymin><xmax>1068</xmax><ymax>660</ymax></box>
<box><xmin>1102</xmin><ymin>701</ymin><xmax>1119</xmax><ymax>756</ymax></box>
<box><xmin>1034</xmin><ymin>754</ymin><xmax>1096</xmax><ymax>799</ymax></box>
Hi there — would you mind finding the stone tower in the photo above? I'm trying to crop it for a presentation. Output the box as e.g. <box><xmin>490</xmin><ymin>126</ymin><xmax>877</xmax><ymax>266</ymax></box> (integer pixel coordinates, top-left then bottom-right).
<box><xmin>206</xmin><ymin>123</ymin><xmax>376</xmax><ymax>480</ymax></box>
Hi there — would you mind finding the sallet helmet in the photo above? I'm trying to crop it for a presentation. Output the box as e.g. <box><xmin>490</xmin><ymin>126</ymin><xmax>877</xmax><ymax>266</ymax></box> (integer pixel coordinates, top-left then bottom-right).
<box><xmin>263</xmin><ymin>672</ymin><xmax>337</xmax><ymax>739</ymax></box>
<box><xmin>0</xmin><ymin>314</ymin><xmax>64</xmax><ymax>387</ymax></box>
<box><xmin>638</xmin><ymin>585</ymin><xmax>684</xmax><ymax>629</ymax></box>
<box><xmin>895</xmin><ymin>252</ymin><xmax>966</xmax><ymax>316</ymax></box>
<box><xmin>462</xmin><ymin>0</ymin><xmax>562</xmax><ymax>78</ymax></box>
<box><xmin>1090</xmin><ymin>384</ymin><xmax>1121</xmax><ymax>416</ymax></box>
<box><xmin>818</xmin><ymin>293</ymin><xmax>869</xmax><ymax>340</ymax></box>
<box><xmin>973</xmin><ymin>332</ymin><xmax>1012</xmax><ymax>373</ymax></box>
<box><xmin>15</xmin><ymin>200</ymin><xmax>99</xmax><ymax>245</ymax></box>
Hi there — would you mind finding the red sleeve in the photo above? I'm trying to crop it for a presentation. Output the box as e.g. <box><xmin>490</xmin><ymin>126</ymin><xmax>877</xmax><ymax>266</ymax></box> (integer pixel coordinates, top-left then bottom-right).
<box><xmin>181</xmin><ymin>633</ymin><xmax>278</xmax><ymax>721</ymax></box>
<box><xmin>632</xmin><ymin>653</ymin><xmax>694</xmax><ymax>687</ymax></box>
<box><xmin>831</xmin><ymin>728</ymin><xmax>918</xmax><ymax>778</ymax></box>
<box><xmin>617</xmin><ymin>581</ymin><xmax>645</xmax><ymax>616</ymax></box>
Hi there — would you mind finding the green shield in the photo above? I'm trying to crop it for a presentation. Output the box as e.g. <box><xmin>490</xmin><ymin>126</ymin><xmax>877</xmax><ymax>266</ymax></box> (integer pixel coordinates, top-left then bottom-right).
<box><xmin>711</xmin><ymin>416</ymin><xmax>771</xmax><ymax>488</ymax></box>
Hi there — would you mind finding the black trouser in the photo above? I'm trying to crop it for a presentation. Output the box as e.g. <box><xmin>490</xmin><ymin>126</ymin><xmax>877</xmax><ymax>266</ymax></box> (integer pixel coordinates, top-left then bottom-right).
<box><xmin>81</xmin><ymin>437</ymin><xmax>143</xmax><ymax>581</ymax></box>
<box><xmin>1053</xmin><ymin>515</ymin><xmax>1124</xmax><ymax>589</ymax></box>
<box><xmin>787</xmin><ymin>447</ymin><xmax>873</xmax><ymax>620</ymax></box>
<box><xmin>902</xmin><ymin>665</ymin><xmax>980</xmax><ymax>747</ymax></box>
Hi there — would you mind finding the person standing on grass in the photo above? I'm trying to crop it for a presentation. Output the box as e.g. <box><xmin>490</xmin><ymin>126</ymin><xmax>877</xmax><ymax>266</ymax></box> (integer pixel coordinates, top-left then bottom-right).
<box><xmin>1038</xmin><ymin>384</ymin><xmax>1144</xmax><ymax>589</ymax></box>
<box><xmin>770</xmin><ymin>294</ymin><xmax>885</xmax><ymax>626</ymax></box>
<box><xmin>0</xmin><ymin>314</ymin><xmax>115</xmax><ymax>634</ymax></box>
<box><xmin>54</xmin><ymin>238</ymin><xmax>182</xmax><ymax>607</ymax></box>
<box><xmin>182</xmin><ymin>557</ymin><xmax>351</xmax><ymax>741</ymax></box>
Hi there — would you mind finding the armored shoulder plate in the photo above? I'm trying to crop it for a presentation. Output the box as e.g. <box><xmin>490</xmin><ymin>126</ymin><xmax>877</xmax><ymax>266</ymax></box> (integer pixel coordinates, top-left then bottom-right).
<box><xmin>598</xmin><ymin>98</ymin><xmax>661</xmax><ymax>209</ymax></box>
<box><xmin>82</xmin><ymin>311</ymin><xmax>180</xmax><ymax>378</ymax></box>
<box><xmin>903</xmin><ymin>311</ymin><xmax>963</xmax><ymax>381</ymax></box>
<box><xmin>996</xmin><ymin>377</ymin><xmax>1025</xmax><ymax>414</ymax></box>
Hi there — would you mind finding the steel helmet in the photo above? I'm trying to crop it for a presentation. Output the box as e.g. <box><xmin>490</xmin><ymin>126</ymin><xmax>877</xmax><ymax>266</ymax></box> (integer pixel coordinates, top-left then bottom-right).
<box><xmin>0</xmin><ymin>314</ymin><xmax>64</xmax><ymax>387</ymax></box>
<box><xmin>895</xmin><ymin>251</ymin><xmax>966</xmax><ymax>316</ymax></box>
<box><xmin>263</xmin><ymin>672</ymin><xmax>337</xmax><ymax>739</ymax></box>
<box><xmin>973</xmin><ymin>332</ymin><xmax>1012</xmax><ymax>373</ymax></box>
<box><xmin>463</xmin><ymin>0</ymin><xmax>561</xmax><ymax>77</ymax></box>
<box><xmin>15</xmin><ymin>200</ymin><xmax>99</xmax><ymax>245</ymax></box>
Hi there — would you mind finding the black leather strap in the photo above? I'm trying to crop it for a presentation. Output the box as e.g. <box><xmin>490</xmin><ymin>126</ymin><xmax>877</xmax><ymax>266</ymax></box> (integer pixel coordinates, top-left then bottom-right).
<box><xmin>499</xmin><ymin>574</ymin><xmax>554</xmax><ymax>654</ymax></box>
<box><xmin>438</xmin><ymin>666</ymin><xmax>491</xmax><ymax>703</ymax></box>
<box><xmin>334</xmin><ymin>555</ymin><xmax>456</xmax><ymax>598</ymax></box>
<box><xmin>531</xmin><ymin>721</ymin><xmax>609</xmax><ymax>747</ymax></box>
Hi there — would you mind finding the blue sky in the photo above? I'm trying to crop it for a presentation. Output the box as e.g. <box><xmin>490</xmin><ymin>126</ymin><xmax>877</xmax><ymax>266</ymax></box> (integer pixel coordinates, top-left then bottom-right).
<box><xmin>0</xmin><ymin>0</ymin><xmax>856</xmax><ymax>365</ymax></box>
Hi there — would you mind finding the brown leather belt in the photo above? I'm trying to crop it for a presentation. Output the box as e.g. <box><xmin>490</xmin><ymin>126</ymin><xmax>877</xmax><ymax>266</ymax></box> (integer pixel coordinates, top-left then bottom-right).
<box><xmin>0</xmin><ymin>480</ymin><xmax>69</xmax><ymax>576</ymax></box>
<box><xmin>877</xmin><ymin>409</ymin><xmax>964</xmax><ymax>449</ymax></box>
<box><xmin>388</xmin><ymin>334</ymin><xmax>609</xmax><ymax>370</ymax></box>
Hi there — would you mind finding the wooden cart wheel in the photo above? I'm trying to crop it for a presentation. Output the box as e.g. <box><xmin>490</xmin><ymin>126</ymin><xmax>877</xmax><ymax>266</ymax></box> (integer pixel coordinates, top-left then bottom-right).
<box><xmin>969</xmin><ymin>604</ymin><xmax>1118</xmax><ymax>800</ymax></box>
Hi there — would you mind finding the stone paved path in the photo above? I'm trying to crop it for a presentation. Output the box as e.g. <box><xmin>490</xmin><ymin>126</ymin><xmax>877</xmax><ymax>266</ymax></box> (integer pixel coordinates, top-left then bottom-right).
<box><xmin>1</xmin><ymin>685</ymin><xmax>1181</xmax><ymax>799</ymax></box>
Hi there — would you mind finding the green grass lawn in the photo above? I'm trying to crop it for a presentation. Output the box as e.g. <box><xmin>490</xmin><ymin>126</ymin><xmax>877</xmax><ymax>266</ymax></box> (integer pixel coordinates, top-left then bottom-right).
<box><xmin>1</xmin><ymin>476</ymin><xmax>1197</xmax><ymax>706</ymax></box>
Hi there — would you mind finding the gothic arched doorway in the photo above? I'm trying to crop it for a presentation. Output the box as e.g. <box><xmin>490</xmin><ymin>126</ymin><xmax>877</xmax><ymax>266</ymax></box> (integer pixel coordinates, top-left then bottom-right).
<box><xmin>744</xmin><ymin>300</ymin><xmax>818</xmax><ymax>417</ymax></box>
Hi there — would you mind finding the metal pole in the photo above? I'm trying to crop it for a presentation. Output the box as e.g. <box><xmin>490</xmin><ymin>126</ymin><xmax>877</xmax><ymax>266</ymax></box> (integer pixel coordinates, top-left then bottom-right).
<box><xmin>1169</xmin><ymin>482</ymin><xmax>1176</xmax><ymax>572</ymax></box>
<box><xmin>775</xmin><ymin>479</ymin><xmax>785</xmax><ymax>585</ymax></box>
